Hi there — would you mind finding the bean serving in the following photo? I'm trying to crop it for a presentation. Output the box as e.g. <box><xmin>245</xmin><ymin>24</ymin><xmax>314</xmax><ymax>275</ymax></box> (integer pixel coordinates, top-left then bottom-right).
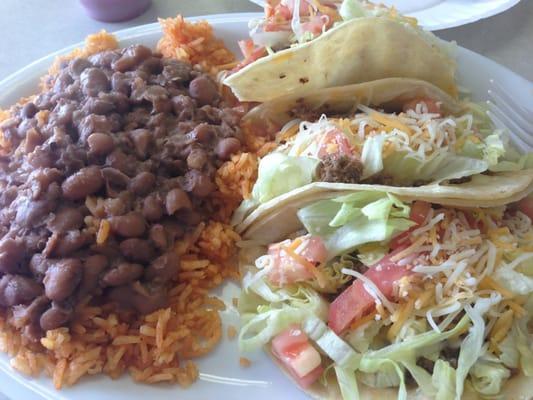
<box><xmin>0</xmin><ymin>45</ymin><xmax>243</xmax><ymax>340</ymax></box>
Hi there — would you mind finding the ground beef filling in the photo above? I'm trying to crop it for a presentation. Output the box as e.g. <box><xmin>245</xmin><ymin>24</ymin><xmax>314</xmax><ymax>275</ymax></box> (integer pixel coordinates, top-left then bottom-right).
<box><xmin>0</xmin><ymin>44</ymin><xmax>243</xmax><ymax>340</ymax></box>
<box><xmin>316</xmin><ymin>154</ymin><xmax>364</xmax><ymax>184</ymax></box>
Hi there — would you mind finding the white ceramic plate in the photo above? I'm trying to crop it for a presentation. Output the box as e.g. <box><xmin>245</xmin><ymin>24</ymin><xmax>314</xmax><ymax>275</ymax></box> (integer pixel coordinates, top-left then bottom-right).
<box><xmin>0</xmin><ymin>11</ymin><xmax>532</xmax><ymax>400</ymax></box>
<box><xmin>246</xmin><ymin>0</ymin><xmax>521</xmax><ymax>30</ymax></box>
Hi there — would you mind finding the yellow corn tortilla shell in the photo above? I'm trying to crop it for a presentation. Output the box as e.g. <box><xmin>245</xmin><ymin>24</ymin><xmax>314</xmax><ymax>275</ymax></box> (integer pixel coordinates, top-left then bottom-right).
<box><xmin>241</xmin><ymin>78</ymin><xmax>463</xmax><ymax>136</ymax></box>
<box><xmin>237</xmin><ymin>170</ymin><xmax>533</xmax><ymax>243</ymax></box>
<box><xmin>225</xmin><ymin>17</ymin><xmax>457</xmax><ymax>102</ymax></box>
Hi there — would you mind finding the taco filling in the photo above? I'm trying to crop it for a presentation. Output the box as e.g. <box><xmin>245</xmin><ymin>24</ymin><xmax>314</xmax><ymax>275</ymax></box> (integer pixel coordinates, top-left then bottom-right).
<box><xmin>235</xmin><ymin>0</ymin><xmax>420</xmax><ymax>71</ymax></box>
<box><xmin>238</xmin><ymin>192</ymin><xmax>533</xmax><ymax>399</ymax></box>
<box><xmin>238</xmin><ymin>98</ymin><xmax>531</xmax><ymax>218</ymax></box>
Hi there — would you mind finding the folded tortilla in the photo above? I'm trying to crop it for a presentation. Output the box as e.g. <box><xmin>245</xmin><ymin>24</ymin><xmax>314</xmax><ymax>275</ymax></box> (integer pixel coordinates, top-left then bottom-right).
<box><xmin>237</xmin><ymin>169</ymin><xmax>533</xmax><ymax>243</ymax></box>
<box><xmin>241</xmin><ymin>77</ymin><xmax>463</xmax><ymax>137</ymax></box>
<box><xmin>225</xmin><ymin>17</ymin><xmax>457</xmax><ymax>103</ymax></box>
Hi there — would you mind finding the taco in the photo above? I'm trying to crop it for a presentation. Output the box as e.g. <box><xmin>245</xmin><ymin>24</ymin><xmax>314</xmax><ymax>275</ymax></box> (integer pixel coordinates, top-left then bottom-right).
<box><xmin>224</xmin><ymin>0</ymin><xmax>457</xmax><ymax>102</ymax></box>
<box><xmin>238</xmin><ymin>191</ymin><xmax>533</xmax><ymax>399</ymax></box>
<box><xmin>233</xmin><ymin>78</ymin><xmax>533</xmax><ymax>225</ymax></box>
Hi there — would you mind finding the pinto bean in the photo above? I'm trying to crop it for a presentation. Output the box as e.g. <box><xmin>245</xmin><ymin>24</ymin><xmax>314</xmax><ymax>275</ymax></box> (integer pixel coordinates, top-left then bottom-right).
<box><xmin>40</xmin><ymin>302</ymin><xmax>73</xmax><ymax>331</ymax></box>
<box><xmin>0</xmin><ymin>275</ymin><xmax>43</xmax><ymax>306</ymax></box>
<box><xmin>119</xmin><ymin>239</ymin><xmax>155</xmax><ymax>263</ymax></box>
<box><xmin>43</xmin><ymin>259</ymin><xmax>82</xmax><ymax>302</ymax></box>
<box><xmin>0</xmin><ymin>237</ymin><xmax>26</xmax><ymax>274</ymax></box>
<box><xmin>188</xmin><ymin>75</ymin><xmax>219</xmax><ymax>106</ymax></box>
<box><xmin>181</xmin><ymin>170</ymin><xmax>215</xmax><ymax>197</ymax></box>
<box><xmin>11</xmin><ymin>296</ymin><xmax>49</xmax><ymax>329</ymax></box>
<box><xmin>109</xmin><ymin>212</ymin><xmax>146</xmax><ymax>237</ymax></box>
<box><xmin>149</xmin><ymin>224</ymin><xmax>167</xmax><ymax>250</ymax></box>
<box><xmin>186</xmin><ymin>148</ymin><xmax>207</xmax><ymax>169</ymax></box>
<box><xmin>165</xmin><ymin>188</ymin><xmax>192</xmax><ymax>215</ymax></box>
<box><xmin>48</xmin><ymin>208</ymin><xmax>84</xmax><ymax>232</ymax></box>
<box><xmin>129</xmin><ymin>172</ymin><xmax>155</xmax><ymax>195</ymax></box>
<box><xmin>78</xmin><ymin>254</ymin><xmax>109</xmax><ymax>297</ymax></box>
<box><xmin>29</xmin><ymin>254</ymin><xmax>53</xmax><ymax>282</ymax></box>
<box><xmin>51</xmin><ymin>230</ymin><xmax>91</xmax><ymax>257</ymax></box>
<box><xmin>101</xmin><ymin>262</ymin><xmax>143</xmax><ymax>287</ymax></box>
<box><xmin>144</xmin><ymin>252</ymin><xmax>180</xmax><ymax>284</ymax></box>
<box><xmin>61</xmin><ymin>166</ymin><xmax>103</xmax><ymax>200</ymax></box>
<box><xmin>129</xmin><ymin>128</ymin><xmax>152</xmax><ymax>159</ymax></box>
<box><xmin>215</xmin><ymin>137</ymin><xmax>241</xmax><ymax>160</ymax></box>
<box><xmin>142</xmin><ymin>195</ymin><xmax>164</xmax><ymax>222</ymax></box>
<box><xmin>107</xmin><ymin>284</ymin><xmax>167</xmax><ymax>314</ymax></box>
<box><xmin>87</xmin><ymin>132</ymin><xmax>115</xmax><ymax>156</ymax></box>
<box><xmin>80</xmin><ymin>68</ymin><xmax>110</xmax><ymax>97</ymax></box>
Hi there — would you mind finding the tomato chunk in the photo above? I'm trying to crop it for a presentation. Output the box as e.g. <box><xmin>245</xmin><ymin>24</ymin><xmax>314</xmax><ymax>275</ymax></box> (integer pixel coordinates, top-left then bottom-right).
<box><xmin>317</xmin><ymin>128</ymin><xmax>353</xmax><ymax>159</ymax></box>
<box><xmin>267</xmin><ymin>236</ymin><xmax>327</xmax><ymax>286</ymax></box>
<box><xmin>390</xmin><ymin>201</ymin><xmax>431</xmax><ymax>249</ymax></box>
<box><xmin>271</xmin><ymin>325</ymin><xmax>323</xmax><ymax>388</ymax></box>
<box><xmin>301</xmin><ymin>15</ymin><xmax>330</xmax><ymax>35</ymax></box>
<box><xmin>517</xmin><ymin>196</ymin><xmax>533</xmax><ymax>221</ymax></box>
<box><xmin>328</xmin><ymin>250</ymin><xmax>413</xmax><ymax>334</ymax></box>
<box><xmin>402</xmin><ymin>98</ymin><xmax>442</xmax><ymax>115</ymax></box>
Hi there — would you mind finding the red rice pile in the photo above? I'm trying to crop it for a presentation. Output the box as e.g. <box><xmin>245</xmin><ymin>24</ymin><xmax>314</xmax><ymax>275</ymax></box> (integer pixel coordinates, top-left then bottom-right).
<box><xmin>0</xmin><ymin>17</ymin><xmax>261</xmax><ymax>390</ymax></box>
<box><xmin>157</xmin><ymin>15</ymin><xmax>237</xmax><ymax>74</ymax></box>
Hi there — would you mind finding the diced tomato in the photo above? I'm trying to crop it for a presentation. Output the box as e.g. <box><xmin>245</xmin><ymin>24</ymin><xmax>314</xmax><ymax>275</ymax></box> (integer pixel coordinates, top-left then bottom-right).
<box><xmin>272</xmin><ymin>324</ymin><xmax>309</xmax><ymax>356</ymax></box>
<box><xmin>301</xmin><ymin>15</ymin><xmax>330</xmax><ymax>35</ymax></box>
<box><xmin>267</xmin><ymin>236</ymin><xmax>327</xmax><ymax>286</ymax></box>
<box><xmin>410</xmin><ymin>201</ymin><xmax>431</xmax><ymax>225</ymax></box>
<box><xmin>390</xmin><ymin>201</ymin><xmax>431</xmax><ymax>249</ymax></box>
<box><xmin>271</xmin><ymin>325</ymin><xmax>323</xmax><ymax>388</ymax></box>
<box><xmin>317</xmin><ymin>128</ymin><xmax>353</xmax><ymax>159</ymax></box>
<box><xmin>294</xmin><ymin>365</ymin><xmax>324</xmax><ymax>388</ymax></box>
<box><xmin>517</xmin><ymin>196</ymin><xmax>533</xmax><ymax>221</ymax></box>
<box><xmin>402</xmin><ymin>98</ymin><xmax>442</xmax><ymax>115</ymax></box>
<box><xmin>234</xmin><ymin>40</ymin><xmax>268</xmax><ymax>72</ymax></box>
<box><xmin>281</xmin><ymin>0</ymin><xmax>312</xmax><ymax>16</ymax></box>
<box><xmin>298</xmin><ymin>236</ymin><xmax>328</xmax><ymax>265</ymax></box>
<box><xmin>238</xmin><ymin>39</ymin><xmax>254</xmax><ymax>59</ymax></box>
<box><xmin>328</xmin><ymin>250</ymin><xmax>413</xmax><ymax>334</ymax></box>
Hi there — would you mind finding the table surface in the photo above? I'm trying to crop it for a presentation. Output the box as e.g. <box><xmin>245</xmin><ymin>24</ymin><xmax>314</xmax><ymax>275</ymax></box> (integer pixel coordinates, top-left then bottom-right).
<box><xmin>0</xmin><ymin>0</ymin><xmax>532</xmax><ymax>82</ymax></box>
<box><xmin>0</xmin><ymin>0</ymin><xmax>531</xmax><ymax>399</ymax></box>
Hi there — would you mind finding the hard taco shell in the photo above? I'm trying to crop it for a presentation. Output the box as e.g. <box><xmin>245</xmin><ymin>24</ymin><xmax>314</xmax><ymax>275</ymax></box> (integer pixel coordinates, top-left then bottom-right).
<box><xmin>225</xmin><ymin>18</ymin><xmax>457</xmax><ymax>103</ymax></box>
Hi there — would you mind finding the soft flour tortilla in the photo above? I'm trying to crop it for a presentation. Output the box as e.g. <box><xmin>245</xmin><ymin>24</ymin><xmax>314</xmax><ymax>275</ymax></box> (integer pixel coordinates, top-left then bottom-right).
<box><xmin>237</xmin><ymin>169</ymin><xmax>533</xmax><ymax>243</ymax></box>
<box><xmin>265</xmin><ymin>345</ymin><xmax>533</xmax><ymax>400</ymax></box>
<box><xmin>238</xmin><ymin>258</ymin><xmax>533</xmax><ymax>400</ymax></box>
<box><xmin>241</xmin><ymin>77</ymin><xmax>463</xmax><ymax>136</ymax></box>
<box><xmin>224</xmin><ymin>17</ymin><xmax>456</xmax><ymax>102</ymax></box>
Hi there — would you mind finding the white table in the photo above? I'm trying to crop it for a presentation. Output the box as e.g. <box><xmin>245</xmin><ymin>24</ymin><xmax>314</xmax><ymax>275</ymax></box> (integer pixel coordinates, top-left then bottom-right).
<box><xmin>0</xmin><ymin>0</ymin><xmax>532</xmax><ymax>82</ymax></box>
<box><xmin>0</xmin><ymin>0</ymin><xmax>531</xmax><ymax>399</ymax></box>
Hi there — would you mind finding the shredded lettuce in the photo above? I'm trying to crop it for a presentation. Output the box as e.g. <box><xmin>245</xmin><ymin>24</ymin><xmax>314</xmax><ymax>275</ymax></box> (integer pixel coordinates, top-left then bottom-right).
<box><xmin>483</xmin><ymin>134</ymin><xmax>506</xmax><ymax>166</ymax></box>
<box><xmin>381</xmin><ymin>150</ymin><xmax>489</xmax><ymax>186</ymax></box>
<box><xmin>494</xmin><ymin>253</ymin><xmax>533</xmax><ymax>295</ymax></box>
<box><xmin>456</xmin><ymin>294</ymin><xmax>501</xmax><ymax>399</ymax></box>
<box><xmin>250</xmin><ymin>152</ymin><xmax>319</xmax><ymax>204</ymax></box>
<box><xmin>432</xmin><ymin>360</ymin><xmax>457</xmax><ymax>400</ymax></box>
<box><xmin>363</xmin><ymin>314</ymin><xmax>470</xmax><ymax>363</ymax></box>
<box><xmin>303</xmin><ymin>317</ymin><xmax>361</xmax><ymax>368</ymax></box>
<box><xmin>297</xmin><ymin>193</ymin><xmax>414</xmax><ymax>259</ymax></box>
<box><xmin>339</xmin><ymin>0</ymin><xmax>367</xmax><ymax>20</ymax></box>
<box><xmin>335</xmin><ymin>366</ymin><xmax>360</xmax><ymax>400</ymax></box>
<box><xmin>361</xmin><ymin>134</ymin><xmax>385</xmax><ymax>179</ymax></box>
<box><xmin>514</xmin><ymin>295</ymin><xmax>533</xmax><ymax>376</ymax></box>
<box><xmin>358</xmin><ymin>363</ymin><xmax>402</xmax><ymax>389</ymax></box>
<box><xmin>310</xmin><ymin>254</ymin><xmax>356</xmax><ymax>294</ymax></box>
<box><xmin>470</xmin><ymin>361</ymin><xmax>510</xmax><ymax>396</ymax></box>
<box><xmin>238</xmin><ymin>285</ymin><xmax>328</xmax><ymax>352</ymax></box>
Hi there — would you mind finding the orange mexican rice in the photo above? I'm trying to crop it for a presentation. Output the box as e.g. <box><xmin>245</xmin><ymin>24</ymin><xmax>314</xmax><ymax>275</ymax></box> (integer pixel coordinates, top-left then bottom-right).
<box><xmin>0</xmin><ymin>16</ymin><xmax>259</xmax><ymax>389</ymax></box>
